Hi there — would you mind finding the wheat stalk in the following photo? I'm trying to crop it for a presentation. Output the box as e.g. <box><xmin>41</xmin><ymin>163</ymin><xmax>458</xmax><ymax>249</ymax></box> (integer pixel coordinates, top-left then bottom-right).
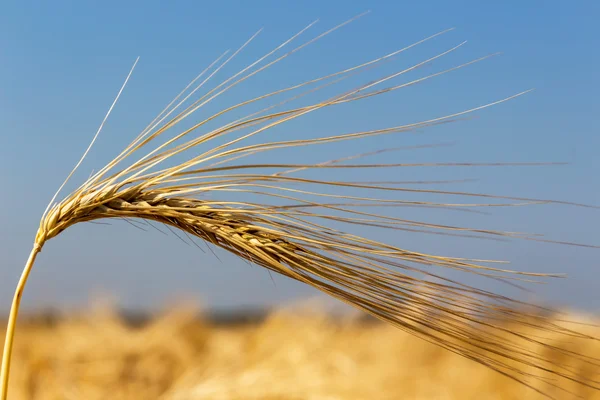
<box><xmin>2</xmin><ymin>15</ymin><xmax>598</xmax><ymax>399</ymax></box>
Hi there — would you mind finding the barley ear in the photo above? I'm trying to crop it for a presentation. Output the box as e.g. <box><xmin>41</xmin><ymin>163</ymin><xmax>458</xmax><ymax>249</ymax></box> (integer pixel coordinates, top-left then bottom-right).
<box><xmin>1</xmin><ymin>19</ymin><xmax>598</xmax><ymax>400</ymax></box>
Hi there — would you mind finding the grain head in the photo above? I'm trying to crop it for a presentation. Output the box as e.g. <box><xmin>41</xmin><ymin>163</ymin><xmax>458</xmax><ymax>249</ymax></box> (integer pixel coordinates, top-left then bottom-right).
<box><xmin>2</xmin><ymin>14</ymin><xmax>598</xmax><ymax>399</ymax></box>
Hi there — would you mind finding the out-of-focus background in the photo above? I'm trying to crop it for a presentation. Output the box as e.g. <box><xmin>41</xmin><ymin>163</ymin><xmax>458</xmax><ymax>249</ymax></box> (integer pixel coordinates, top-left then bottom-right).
<box><xmin>1</xmin><ymin>1</ymin><xmax>599</xmax><ymax>398</ymax></box>
<box><xmin>2</xmin><ymin>301</ymin><xmax>600</xmax><ymax>399</ymax></box>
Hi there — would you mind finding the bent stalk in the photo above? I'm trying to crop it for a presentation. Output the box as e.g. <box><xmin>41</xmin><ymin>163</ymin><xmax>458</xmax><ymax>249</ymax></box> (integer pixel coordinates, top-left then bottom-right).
<box><xmin>0</xmin><ymin>245</ymin><xmax>42</xmax><ymax>400</ymax></box>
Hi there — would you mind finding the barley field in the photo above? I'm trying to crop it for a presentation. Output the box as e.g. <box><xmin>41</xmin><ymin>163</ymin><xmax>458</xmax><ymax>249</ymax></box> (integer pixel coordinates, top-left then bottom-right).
<box><xmin>2</xmin><ymin>303</ymin><xmax>598</xmax><ymax>400</ymax></box>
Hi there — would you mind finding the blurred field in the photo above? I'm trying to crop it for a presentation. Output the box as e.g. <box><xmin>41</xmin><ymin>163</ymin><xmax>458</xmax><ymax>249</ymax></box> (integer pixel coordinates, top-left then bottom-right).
<box><xmin>2</xmin><ymin>303</ymin><xmax>599</xmax><ymax>400</ymax></box>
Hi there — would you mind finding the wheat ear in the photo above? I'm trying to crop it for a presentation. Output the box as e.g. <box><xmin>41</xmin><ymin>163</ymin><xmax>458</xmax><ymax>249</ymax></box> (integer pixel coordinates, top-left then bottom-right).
<box><xmin>2</xmin><ymin>16</ymin><xmax>598</xmax><ymax>399</ymax></box>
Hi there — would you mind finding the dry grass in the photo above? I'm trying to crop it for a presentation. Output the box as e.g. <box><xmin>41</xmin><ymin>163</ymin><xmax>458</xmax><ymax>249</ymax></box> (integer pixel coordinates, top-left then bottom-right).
<box><xmin>2</xmin><ymin>14</ymin><xmax>599</xmax><ymax>398</ymax></box>
<box><xmin>2</xmin><ymin>304</ymin><xmax>600</xmax><ymax>400</ymax></box>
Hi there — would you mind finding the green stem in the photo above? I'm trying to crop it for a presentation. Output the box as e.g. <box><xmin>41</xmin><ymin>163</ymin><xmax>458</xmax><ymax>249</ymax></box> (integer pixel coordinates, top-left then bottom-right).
<box><xmin>0</xmin><ymin>245</ymin><xmax>41</xmax><ymax>400</ymax></box>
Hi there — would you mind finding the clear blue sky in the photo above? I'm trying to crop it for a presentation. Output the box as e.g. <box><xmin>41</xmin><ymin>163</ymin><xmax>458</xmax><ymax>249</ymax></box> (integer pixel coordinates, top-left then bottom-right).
<box><xmin>1</xmin><ymin>1</ymin><xmax>598</xmax><ymax>313</ymax></box>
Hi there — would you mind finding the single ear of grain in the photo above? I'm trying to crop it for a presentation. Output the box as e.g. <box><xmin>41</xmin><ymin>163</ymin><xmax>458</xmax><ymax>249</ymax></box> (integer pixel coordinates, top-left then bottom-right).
<box><xmin>2</xmin><ymin>16</ymin><xmax>598</xmax><ymax>399</ymax></box>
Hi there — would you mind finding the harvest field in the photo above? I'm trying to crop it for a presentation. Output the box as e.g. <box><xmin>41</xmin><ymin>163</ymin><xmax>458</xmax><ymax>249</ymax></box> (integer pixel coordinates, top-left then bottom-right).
<box><xmin>2</xmin><ymin>304</ymin><xmax>599</xmax><ymax>400</ymax></box>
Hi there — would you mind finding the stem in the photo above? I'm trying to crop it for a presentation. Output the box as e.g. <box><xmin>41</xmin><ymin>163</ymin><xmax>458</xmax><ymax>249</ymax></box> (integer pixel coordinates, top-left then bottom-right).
<box><xmin>0</xmin><ymin>245</ymin><xmax>41</xmax><ymax>400</ymax></box>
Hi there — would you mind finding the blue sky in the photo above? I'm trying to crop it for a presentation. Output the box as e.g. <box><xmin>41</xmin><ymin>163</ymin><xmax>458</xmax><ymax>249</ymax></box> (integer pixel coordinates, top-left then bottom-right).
<box><xmin>0</xmin><ymin>1</ymin><xmax>598</xmax><ymax>313</ymax></box>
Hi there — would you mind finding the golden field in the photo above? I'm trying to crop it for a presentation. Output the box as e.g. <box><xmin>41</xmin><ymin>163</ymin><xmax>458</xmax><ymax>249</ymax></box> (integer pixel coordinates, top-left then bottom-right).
<box><xmin>2</xmin><ymin>303</ymin><xmax>599</xmax><ymax>400</ymax></box>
